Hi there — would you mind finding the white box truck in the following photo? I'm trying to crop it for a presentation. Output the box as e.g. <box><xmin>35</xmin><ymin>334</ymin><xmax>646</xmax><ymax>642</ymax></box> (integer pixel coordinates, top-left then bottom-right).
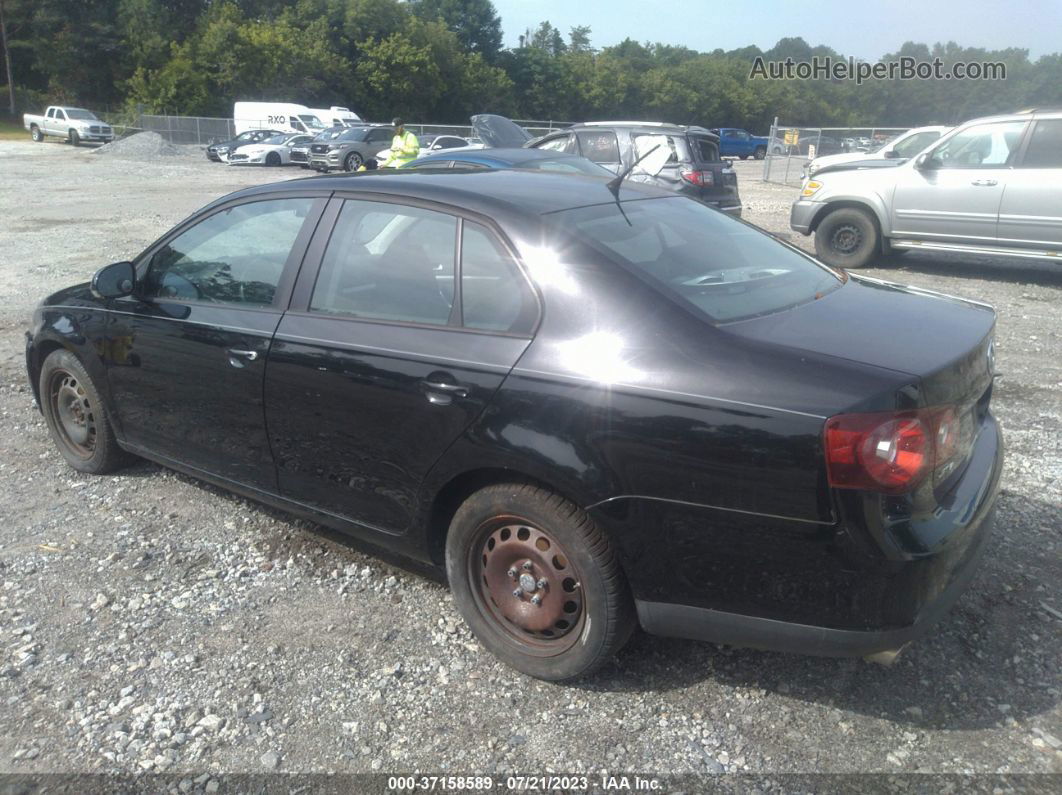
<box><xmin>309</xmin><ymin>106</ymin><xmax>363</xmax><ymax>127</ymax></box>
<box><xmin>233</xmin><ymin>102</ymin><xmax>327</xmax><ymax>135</ymax></box>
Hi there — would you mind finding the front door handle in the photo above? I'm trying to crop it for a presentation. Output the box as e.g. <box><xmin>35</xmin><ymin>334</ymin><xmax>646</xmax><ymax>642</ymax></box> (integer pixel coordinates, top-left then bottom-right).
<box><xmin>970</xmin><ymin>179</ymin><xmax>998</xmax><ymax>186</ymax></box>
<box><xmin>422</xmin><ymin>380</ymin><xmax>468</xmax><ymax>397</ymax></box>
<box><xmin>228</xmin><ymin>349</ymin><xmax>258</xmax><ymax>361</ymax></box>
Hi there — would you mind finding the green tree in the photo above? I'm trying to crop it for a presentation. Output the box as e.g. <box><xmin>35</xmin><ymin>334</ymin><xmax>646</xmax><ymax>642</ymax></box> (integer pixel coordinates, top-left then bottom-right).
<box><xmin>412</xmin><ymin>0</ymin><xmax>502</xmax><ymax>61</ymax></box>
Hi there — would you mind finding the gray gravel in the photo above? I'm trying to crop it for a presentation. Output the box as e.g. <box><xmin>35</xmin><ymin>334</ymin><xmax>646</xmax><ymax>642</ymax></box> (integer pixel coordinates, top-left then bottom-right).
<box><xmin>94</xmin><ymin>131</ymin><xmax>196</xmax><ymax>160</ymax></box>
<box><xmin>0</xmin><ymin>144</ymin><xmax>1059</xmax><ymax>778</ymax></box>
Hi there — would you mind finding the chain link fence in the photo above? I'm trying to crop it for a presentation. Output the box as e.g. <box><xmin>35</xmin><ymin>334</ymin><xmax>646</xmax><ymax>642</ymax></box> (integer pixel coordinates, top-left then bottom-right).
<box><xmin>105</xmin><ymin>113</ymin><xmax>572</xmax><ymax>147</ymax></box>
<box><xmin>761</xmin><ymin>119</ymin><xmax>911</xmax><ymax>185</ymax></box>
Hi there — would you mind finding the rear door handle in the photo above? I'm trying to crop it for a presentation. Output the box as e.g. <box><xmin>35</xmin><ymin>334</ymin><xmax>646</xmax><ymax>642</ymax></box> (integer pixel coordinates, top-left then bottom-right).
<box><xmin>970</xmin><ymin>179</ymin><xmax>998</xmax><ymax>186</ymax></box>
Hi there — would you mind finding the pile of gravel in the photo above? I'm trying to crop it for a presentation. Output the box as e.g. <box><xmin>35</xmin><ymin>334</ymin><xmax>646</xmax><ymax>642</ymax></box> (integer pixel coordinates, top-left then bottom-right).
<box><xmin>94</xmin><ymin>131</ymin><xmax>185</xmax><ymax>159</ymax></box>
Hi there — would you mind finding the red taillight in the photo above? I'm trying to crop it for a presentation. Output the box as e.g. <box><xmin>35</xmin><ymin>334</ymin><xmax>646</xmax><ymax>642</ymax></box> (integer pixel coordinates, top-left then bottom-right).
<box><xmin>681</xmin><ymin>169</ymin><xmax>714</xmax><ymax>187</ymax></box>
<box><xmin>824</xmin><ymin>407</ymin><xmax>960</xmax><ymax>494</ymax></box>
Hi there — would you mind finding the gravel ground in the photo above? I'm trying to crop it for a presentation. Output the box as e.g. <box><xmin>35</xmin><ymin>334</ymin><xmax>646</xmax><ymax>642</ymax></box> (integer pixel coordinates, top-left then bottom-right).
<box><xmin>0</xmin><ymin>143</ymin><xmax>1059</xmax><ymax>782</ymax></box>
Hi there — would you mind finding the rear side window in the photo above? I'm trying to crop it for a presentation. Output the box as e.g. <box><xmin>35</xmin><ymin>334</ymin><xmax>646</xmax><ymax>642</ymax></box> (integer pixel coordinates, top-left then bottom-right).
<box><xmin>535</xmin><ymin>134</ymin><xmax>574</xmax><ymax>153</ymax></box>
<box><xmin>1020</xmin><ymin>120</ymin><xmax>1062</xmax><ymax>168</ymax></box>
<box><xmin>145</xmin><ymin>198</ymin><xmax>313</xmax><ymax>307</ymax></box>
<box><xmin>460</xmin><ymin>222</ymin><xmax>535</xmax><ymax>333</ymax></box>
<box><xmin>311</xmin><ymin>201</ymin><xmax>457</xmax><ymax>326</ymax></box>
<box><xmin>689</xmin><ymin>135</ymin><xmax>720</xmax><ymax>162</ymax></box>
<box><xmin>632</xmin><ymin>133</ymin><xmax>686</xmax><ymax>164</ymax></box>
<box><xmin>549</xmin><ymin>197</ymin><xmax>842</xmax><ymax>324</ymax></box>
<box><xmin>575</xmin><ymin>131</ymin><xmax>620</xmax><ymax>163</ymax></box>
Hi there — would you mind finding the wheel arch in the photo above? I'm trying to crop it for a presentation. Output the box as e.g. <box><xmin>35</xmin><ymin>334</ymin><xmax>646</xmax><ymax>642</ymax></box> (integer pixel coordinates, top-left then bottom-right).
<box><xmin>810</xmin><ymin>199</ymin><xmax>890</xmax><ymax>249</ymax></box>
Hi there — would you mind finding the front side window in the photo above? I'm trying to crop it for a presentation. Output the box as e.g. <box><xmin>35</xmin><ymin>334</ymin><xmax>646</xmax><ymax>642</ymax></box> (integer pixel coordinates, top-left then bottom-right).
<box><xmin>368</xmin><ymin>128</ymin><xmax>394</xmax><ymax>143</ymax></box>
<box><xmin>575</xmin><ymin>131</ymin><xmax>620</xmax><ymax>163</ymax></box>
<box><xmin>548</xmin><ymin>197</ymin><xmax>843</xmax><ymax>324</ymax></box>
<box><xmin>144</xmin><ymin>199</ymin><xmax>313</xmax><ymax>306</ymax></box>
<box><xmin>461</xmin><ymin>222</ymin><xmax>535</xmax><ymax>333</ymax></box>
<box><xmin>535</xmin><ymin>135</ymin><xmax>573</xmax><ymax>153</ymax></box>
<box><xmin>1020</xmin><ymin>119</ymin><xmax>1062</xmax><ymax>168</ymax></box>
<box><xmin>929</xmin><ymin>121</ymin><xmax>1026</xmax><ymax>168</ymax></box>
<box><xmin>311</xmin><ymin>201</ymin><xmax>457</xmax><ymax>326</ymax></box>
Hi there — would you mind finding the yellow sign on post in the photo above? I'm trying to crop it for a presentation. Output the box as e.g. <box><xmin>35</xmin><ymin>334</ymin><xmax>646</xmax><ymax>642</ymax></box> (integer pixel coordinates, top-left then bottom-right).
<box><xmin>784</xmin><ymin>129</ymin><xmax>800</xmax><ymax>146</ymax></box>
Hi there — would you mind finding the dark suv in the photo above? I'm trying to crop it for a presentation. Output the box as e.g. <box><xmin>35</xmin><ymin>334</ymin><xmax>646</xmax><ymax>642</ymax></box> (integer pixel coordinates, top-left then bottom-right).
<box><xmin>529</xmin><ymin>122</ymin><xmax>742</xmax><ymax>216</ymax></box>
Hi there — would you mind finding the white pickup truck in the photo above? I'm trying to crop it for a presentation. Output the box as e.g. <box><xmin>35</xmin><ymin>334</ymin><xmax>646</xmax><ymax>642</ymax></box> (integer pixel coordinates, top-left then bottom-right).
<box><xmin>23</xmin><ymin>106</ymin><xmax>114</xmax><ymax>146</ymax></box>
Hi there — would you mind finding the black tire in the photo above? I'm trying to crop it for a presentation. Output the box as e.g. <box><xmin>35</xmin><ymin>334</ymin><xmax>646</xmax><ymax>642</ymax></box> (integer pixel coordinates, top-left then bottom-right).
<box><xmin>265</xmin><ymin>151</ymin><xmax>281</xmax><ymax>167</ymax></box>
<box><xmin>31</xmin><ymin>125</ymin><xmax>43</xmax><ymax>142</ymax></box>
<box><xmin>446</xmin><ymin>483</ymin><xmax>634</xmax><ymax>681</ymax></box>
<box><xmin>753</xmin><ymin>145</ymin><xmax>767</xmax><ymax>160</ymax></box>
<box><xmin>69</xmin><ymin>129</ymin><xmax>80</xmax><ymax>147</ymax></box>
<box><xmin>39</xmin><ymin>350</ymin><xmax>131</xmax><ymax>474</ymax></box>
<box><xmin>814</xmin><ymin>206</ymin><xmax>879</xmax><ymax>269</ymax></box>
<box><xmin>739</xmin><ymin>155</ymin><xmax>749</xmax><ymax>160</ymax></box>
<box><xmin>772</xmin><ymin>145</ymin><xmax>784</xmax><ymax>155</ymax></box>
<box><xmin>344</xmin><ymin>151</ymin><xmax>363</xmax><ymax>172</ymax></box>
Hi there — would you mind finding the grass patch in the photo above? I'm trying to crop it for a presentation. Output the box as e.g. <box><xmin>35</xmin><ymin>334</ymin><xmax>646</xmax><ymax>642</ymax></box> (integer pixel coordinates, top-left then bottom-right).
<box><xmin>0</xmin><ymin>117</ymin><xmax>27</xmax><ymax>140</ymax></box>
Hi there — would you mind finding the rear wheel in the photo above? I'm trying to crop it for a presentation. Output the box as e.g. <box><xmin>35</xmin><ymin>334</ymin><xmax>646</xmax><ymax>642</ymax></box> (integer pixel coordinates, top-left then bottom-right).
<box><xmin>344</xmin><ymin>151</ymin><xmax>363</xmax><ymax>172</ymax></box>
<box><xmin>31</xmin><ymin>125</ymin><xmax>43</xmax><ymax>142</ymax></box>
<box><xmin>814</xmin><ymin>207</ymin><xmax>879</xmax><ymax>269</ymax></box>
<box><xmin>39</xmin><ymin>350</ymin><xmax>131</xmax><ymax>474</ymax></box>
<box><xmin>265</xmin><ymin>151</ymin><xmax>281</xmax><ymax>167</ymax></box>
<box><xmin>69</xmin><ymin>129</ymin><xmax>80</xmax><ymax>147</ymax></box>
<box><xmin>754</xmin><ymin>145</ymin><xmax>767</xmax><ymax>160</ymax></box>
<box><xmin>446</xmin><ymin>483</ymin><xmax>634</xmax><ymax>681</ymax></box>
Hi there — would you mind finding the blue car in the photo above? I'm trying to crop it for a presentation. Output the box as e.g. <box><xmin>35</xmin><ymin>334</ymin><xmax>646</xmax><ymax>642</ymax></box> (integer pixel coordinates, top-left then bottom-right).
<box><xmin>401</xmin><ymin>147</ymin><xmax>614</xmax><ymax>176</ymax></box>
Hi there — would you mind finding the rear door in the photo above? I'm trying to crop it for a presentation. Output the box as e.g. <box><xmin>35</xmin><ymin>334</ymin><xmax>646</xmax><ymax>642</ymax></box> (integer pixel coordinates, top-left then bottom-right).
<box><xmin>264</xmin><ymin>197</ymin><xmax>538</xmax><ymax>534</ymax></box>
<box><xmin>997</xmin><ymin>118</ymin><xmax>1062</xmax><ymax>248</ymax></box>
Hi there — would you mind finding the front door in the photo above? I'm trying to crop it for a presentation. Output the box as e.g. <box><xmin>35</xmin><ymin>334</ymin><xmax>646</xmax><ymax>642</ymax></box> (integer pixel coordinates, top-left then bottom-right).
<box><xmin>105</xmin><ymin>196</ymin><xmax>324</xmax><ymax>490</ymax></box>
<box><xmin>265</xmin><ymin>198</ymin><xmax>537</xmax><ymax>533</ymax></box>
<box><xmin>997</xmin><ymin>118</ymin><xmax>1062</xmax><ymax>249</ymax></box>
<box><xmin>890</xmin><ymin>120</ymin><xmax>1027</xmax><ymax>244</ymax></box>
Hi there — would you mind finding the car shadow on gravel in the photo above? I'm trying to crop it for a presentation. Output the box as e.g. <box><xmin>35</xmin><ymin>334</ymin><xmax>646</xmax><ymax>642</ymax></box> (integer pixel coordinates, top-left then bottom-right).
<box><xmin>871</xmin><ymin>251</ymin><xmax>1062</xmax><ymax>287</ymax></box>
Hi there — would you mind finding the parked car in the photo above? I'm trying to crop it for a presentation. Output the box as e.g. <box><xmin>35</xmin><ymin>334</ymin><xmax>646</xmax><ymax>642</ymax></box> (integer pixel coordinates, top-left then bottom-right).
<box><xmin>26</xmin><ymin>168</ymin><xmax>1001</xmax><ymax>680</ymax></box>
<box><xmin>804</xmin><ymin>126</ymin><xmax>950</xmax><ymax>178</ymax></box>
<box><xmin>710</xmin><ymin>127</ymin><xmax>773</xmax><ymax>159</ymax></box>
<box><xmin>23</xmin><ymin>106</ymin><xmax>114</xmax><ymax>146</ymax></box>
<box><xmin>792</xmin><ymin>109</ymin><xmax>1062</xmax><ymax>268</ymax></box>
<box><xmin>233</xmin><ymin>102</ymin><xmax>327</xmax><ymax>135</ymax></box>
<box><xmin>227</xmin><ymin>133</ymin><xmax>315</xmax><ymax>166</ymax></box>
<box><xmin>206</xmin><ymin>129</ymin><xmax>283</xmax><ymax>162</ymax></box>
<box><xmin>530</xmin><ymin>121</ymin><xmax>742</xmax><ymax>216</ymax></box>
<box><xmin>402</xmin><ymin>147</ymin><xmax>614</xmax><ymax>176</ymax></box>
<box><xmin>309</xmin><ymin>125</ymin><xmax>394</xmax><ymax>172</ymax></box>
<box><xmin>375</xmin><ymin>134</ymin><xmax>483</xmax><ymax>166</ymax></box>
<box><xmin>290</xmin><ymin>128</ymin><xmax>344</xmax><ymax>167</ymax></box>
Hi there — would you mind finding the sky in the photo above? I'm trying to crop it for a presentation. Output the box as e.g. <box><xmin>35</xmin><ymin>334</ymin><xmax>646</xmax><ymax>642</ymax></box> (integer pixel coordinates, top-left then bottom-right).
<box><xmin>492</xmin><ymin>0</ymin><xmax>1061</xmax><ymax>60</ymax></box>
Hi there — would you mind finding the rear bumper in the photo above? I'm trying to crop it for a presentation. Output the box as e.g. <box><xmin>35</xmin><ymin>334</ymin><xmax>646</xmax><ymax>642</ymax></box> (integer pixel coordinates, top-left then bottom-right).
<box><xmin>636</xmin><ymin>415</ymin><xmax>1002</xmax><ymax>657</ymax></box>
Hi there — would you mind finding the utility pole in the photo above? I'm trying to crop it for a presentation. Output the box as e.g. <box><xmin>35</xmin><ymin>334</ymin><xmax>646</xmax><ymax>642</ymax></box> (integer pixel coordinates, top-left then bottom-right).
<box><xmin>0</xmin><ymin>0</ymin><xmax>15</xmax><ymax>116</ymax></box>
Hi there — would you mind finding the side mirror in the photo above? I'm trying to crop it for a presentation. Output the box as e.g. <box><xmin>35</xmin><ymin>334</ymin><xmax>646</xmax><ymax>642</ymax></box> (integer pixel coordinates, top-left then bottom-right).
<box><xmin>883</xmin><ymin>148</ymin><xmax>899</xmax><ymax>159</ymax></box>
<box><xmin>914</xmin><ymin>152</ymin><xmax>938</xmax><ymax>170</ymax></box>
<box><xmin>91</xmin><ymin>261</ymin><xmax>135</xmax><ymax>299</ymax></box>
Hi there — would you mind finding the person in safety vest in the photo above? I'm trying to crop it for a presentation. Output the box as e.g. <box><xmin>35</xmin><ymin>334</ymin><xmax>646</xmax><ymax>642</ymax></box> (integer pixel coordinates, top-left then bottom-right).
<box><xmin>380</xmin><ymin>117</ymin><xmax>419</xmax><ymax>168</ymax></box>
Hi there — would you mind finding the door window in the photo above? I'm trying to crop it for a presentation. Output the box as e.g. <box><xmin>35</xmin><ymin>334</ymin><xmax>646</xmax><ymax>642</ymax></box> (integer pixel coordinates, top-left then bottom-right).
<box><xmin>575</xmin><ymin>131</ymin><xmax>620</xmax><ymax>163</ymax></box>
<box><xmin>461</xmin><ymin>222</ymin><xmax>535</xmax><ymax>333</ymax></box>
<box><xmin>893</xmin><ymin>130</ymin><xmax>941</xmax><ymax>158</ymax></box>
<box><xmin>368</xmin><ymin>128</ymin><xmax>394</xmax><ymax>143</ymax></box>
<box><xmin>535</xmin><ymin>135</ymin><xmax>574</xmax><ymax>153</ymax></box>
<box><xmin>1019</xmin><ymin>119</ymin><xmax>1062</xmax><ymax>168</ymax></box>
<box><xmin>144</xmin><ymin>198</ymin><xmax>313</xmax><ymax>306</ymax></box>
<box><xmin>689</xmin><ymin>135</ymin><xmax>721</xmax><ymax>162</ymax></box>
<box><xmin>311</xmin><ymin>201</ymin><xmax>457</xmax><ymax>326</ymax></box>
<box><xmin>929</xmin><ymin>122</ymin><xmax>1026</xmax><ymax>167</ymax></box>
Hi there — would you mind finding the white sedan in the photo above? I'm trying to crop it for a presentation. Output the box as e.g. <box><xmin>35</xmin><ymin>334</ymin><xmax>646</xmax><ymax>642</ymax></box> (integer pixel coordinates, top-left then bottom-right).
<box><xmin>227</xmin><ymin>133</ymin><xmax>315</xmax><ymax>166</ymax></box>
<box><xmin>374</xmin><ymin>134</ymin><xmax>483</xmax><ymax>167</ymax></box>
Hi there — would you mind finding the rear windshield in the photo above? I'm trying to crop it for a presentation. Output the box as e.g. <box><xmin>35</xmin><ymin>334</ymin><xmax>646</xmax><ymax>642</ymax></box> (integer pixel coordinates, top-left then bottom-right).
<box><xmin>547</xmin><ymin>197</ymin><xmax>843</xmax><ymax>323</ymax></box>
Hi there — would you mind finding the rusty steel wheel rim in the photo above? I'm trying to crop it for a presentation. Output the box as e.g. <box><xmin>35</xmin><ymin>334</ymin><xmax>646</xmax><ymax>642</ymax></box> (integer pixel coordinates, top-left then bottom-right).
<box><xmin>49</xmin><ymin>369</ymin><xmax>97</xmax><ymax>459</ymax></box>
<box><xmin>470</xmin><ymin>516</ymin><xmax>585</xmax><ymax>653</ymax></box>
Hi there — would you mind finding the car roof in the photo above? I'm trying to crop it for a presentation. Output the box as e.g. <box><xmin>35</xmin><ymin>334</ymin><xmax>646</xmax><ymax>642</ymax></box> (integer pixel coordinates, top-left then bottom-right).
<box><xmin>218</xmin><ymin>168</ymin><xmax>671</xmax><ymax>220</ymax></box>
<box><xmin>565</xmin><ymin>121</ymin><xmax>719</xmax><ymax>140</ymax></box>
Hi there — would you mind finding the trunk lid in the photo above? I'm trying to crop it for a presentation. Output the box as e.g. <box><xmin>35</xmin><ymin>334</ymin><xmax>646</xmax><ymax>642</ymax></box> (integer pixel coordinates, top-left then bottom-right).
<box><xmin>726</xmin><ymin>275</ymin><xmax>996</xmax><ymax>408</ymax></box>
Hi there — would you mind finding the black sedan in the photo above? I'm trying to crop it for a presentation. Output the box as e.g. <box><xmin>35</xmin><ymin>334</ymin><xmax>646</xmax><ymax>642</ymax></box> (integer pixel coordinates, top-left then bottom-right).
<box><xmin>26</xmin><ymin>170</ymin><xmax>1002</xmax><ymax>680</ymax></box>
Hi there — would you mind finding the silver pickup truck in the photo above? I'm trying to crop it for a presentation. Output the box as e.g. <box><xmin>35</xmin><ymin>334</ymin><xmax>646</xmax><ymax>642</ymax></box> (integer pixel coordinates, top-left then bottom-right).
<box><xmin>791</xmin><ymin>108</ymin><xmax>1062</xmax><ymax>268</ymax></box>
<box><xmin>23</xmin><ymin>106</ymin><xmax>114</xmax><ymax>146</ymax></box>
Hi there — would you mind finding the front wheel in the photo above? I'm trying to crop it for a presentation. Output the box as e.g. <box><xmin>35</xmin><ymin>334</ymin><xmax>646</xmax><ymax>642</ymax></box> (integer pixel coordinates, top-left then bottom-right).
<box><xmin>446</xmin><ymin>483</ymin><xmax>634</xmax><ymax>681</ymax></box>
<box><xmin>344</xmin><ymin>151</ymin><xmax>363</xmax><ymax>172</ymax></box>
<box><xmin>69</xmin><ymin>129</ymin><xmax>80</xmax><ymax>147</ymax></box>
<box><xmin>31</xmin><ymin>125</ymin><xmax>43</xmax><ymax>142</ymax></box>
<box><xmin>753</xmin><ymin>145</ymin><xmax>767</xmax><ymax>160</ymax></box>
<box><xmin>814</xmin><ymin>207</ymin><xmax>879</xmax><ymax>269</ymax></box>
<box><xmin>39</xmin><ymin>349</ymin><xmax>131</xmax><ymax>474</ymax></box>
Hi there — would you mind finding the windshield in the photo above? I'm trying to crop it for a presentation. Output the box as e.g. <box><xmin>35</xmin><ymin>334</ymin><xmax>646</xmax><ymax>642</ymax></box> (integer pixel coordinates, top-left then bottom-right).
<box><xmin>66</xmin><ymin>108</ymin><xmax>98</xmax><ymax>121</ymax></box>
<box><xmin>548</xmin><ymin>197</ymin><xmax>843</xmax><ymax>323</ymax></box>
<box><xmin>262</xmin><ymin>135</ymin><xmax>289</xmax><ymax>145</ymax></box>
<box><xmin>315</xmin><ymin>128</ymin><xmax>345</xmax><ymax>141</ymax></box>
<box><xmin>298</xmin><ymin>114</ymin><xmax>325</xmax><ymax>129</ymax></box>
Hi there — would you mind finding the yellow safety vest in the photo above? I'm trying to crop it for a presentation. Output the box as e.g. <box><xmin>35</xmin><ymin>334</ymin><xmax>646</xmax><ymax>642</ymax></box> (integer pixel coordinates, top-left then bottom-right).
<box><xmin>382</xmin><ymin>130</ymin><xmax>420</xmax><ymax>168</ymax></box>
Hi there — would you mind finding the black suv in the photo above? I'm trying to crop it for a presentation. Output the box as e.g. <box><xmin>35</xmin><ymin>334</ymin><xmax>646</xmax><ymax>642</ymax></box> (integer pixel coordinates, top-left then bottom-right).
<box><xmin>529</xmin><ymin>122</ymin><xmax>742</xmax><ymax>216</ymax></box>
